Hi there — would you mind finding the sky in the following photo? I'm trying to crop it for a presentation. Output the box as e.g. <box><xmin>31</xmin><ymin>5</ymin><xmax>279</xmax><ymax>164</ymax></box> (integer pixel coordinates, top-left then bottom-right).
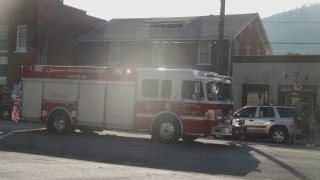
<box><xmin>64</xmin><ymin>0</ymin><xmax>320</xmax><ymax>20</ymax></box>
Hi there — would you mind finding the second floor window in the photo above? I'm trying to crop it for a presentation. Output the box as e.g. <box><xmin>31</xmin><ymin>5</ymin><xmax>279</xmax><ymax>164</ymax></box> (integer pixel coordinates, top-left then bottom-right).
<box><xmin>0</xmin><ymin>25</ymin><xmax>8</xmax><ymax>52</ymax></box>
<box><xmin>198</xmin><ymin>41</ymin><xmax>211</xmax><ymax>65</ymax></box>
<box><xmin>246</xmin><ymin>45</ymin><xmax>251</xmax><ymax>56</ymax></box>
<box><xmin>235</xmin><ymin>42</ymin><xmax>240</xmax><ymax>55</ymax></box>
<box><xmin>16</xmin><ymin>25</ymin><xmax>27</xmax><ymax>52</ymax></box>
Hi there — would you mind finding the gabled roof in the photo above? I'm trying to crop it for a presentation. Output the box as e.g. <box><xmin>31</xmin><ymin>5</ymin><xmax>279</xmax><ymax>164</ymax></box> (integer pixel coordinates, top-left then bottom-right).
<box><xmin>79</xmin><ymin>13</ymin><xmax>259</xmax><ymax>42</ymax></box>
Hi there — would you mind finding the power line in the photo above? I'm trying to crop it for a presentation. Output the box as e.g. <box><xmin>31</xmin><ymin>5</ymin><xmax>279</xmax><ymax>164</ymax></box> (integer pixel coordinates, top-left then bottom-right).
<box><xmin>269</xmin><ymin>42</ymin><xmax>320</xmax><ymax>44</ymax></box>
<box><xmin>238</xmin><ymin>41</ymin><xmax>320</xmax><ymax>45</ymax></box>
<box><xmin>263</xmin><ymin>21</ymin><xmax>320</xmax><ymax>24</ymax></box>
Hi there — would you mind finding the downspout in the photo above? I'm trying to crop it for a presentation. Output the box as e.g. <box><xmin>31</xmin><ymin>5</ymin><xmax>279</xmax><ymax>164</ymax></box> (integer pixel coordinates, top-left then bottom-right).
<box><xmin>227</xmin><ymin>39</ymin><xmax>232</xmax><ymax>76</ymax></box>
<box><xmin>44</xmin><ymin>38</ymin><xmax>48</xmax><ymax>65</ymax></box>
<box><xmin>108</xmin><ymin>41</ymin><xmax>112</xmax><ymax>65</ymax></box>
<box><xmin>37</xmin><ymin>48</ymin><xmax>40</xmax><ymax>65</ymax></box>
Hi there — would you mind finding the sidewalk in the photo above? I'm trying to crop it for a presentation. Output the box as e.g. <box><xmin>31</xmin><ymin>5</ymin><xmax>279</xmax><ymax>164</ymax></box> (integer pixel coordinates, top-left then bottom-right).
<box><xmin>294</xmin><ymin>136</ymin><xmax>320</xmax><ymax>147</ymax></box>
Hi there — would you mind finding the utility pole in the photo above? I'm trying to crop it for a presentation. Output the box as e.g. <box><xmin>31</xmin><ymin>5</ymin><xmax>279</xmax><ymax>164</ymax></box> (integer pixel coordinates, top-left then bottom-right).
<box><xmin>217</xmin><ymin>0</ymin><xmax>225</xmax><ymax>74</ymax></box>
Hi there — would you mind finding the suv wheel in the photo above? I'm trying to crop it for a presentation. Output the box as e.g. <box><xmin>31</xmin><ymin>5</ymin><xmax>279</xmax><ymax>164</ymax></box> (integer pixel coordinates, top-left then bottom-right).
<box><xmin>271</xmin><ymin>128</ymin><xmax>288</xmax><ymax>144</ymax></box>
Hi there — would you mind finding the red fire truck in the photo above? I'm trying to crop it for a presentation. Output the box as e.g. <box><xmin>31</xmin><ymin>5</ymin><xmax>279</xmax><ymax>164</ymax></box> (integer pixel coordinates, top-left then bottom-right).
<box><xmin>19</xmin><ymin>65</ymin><xmax>233</xmax><ymax>142</ymax></box>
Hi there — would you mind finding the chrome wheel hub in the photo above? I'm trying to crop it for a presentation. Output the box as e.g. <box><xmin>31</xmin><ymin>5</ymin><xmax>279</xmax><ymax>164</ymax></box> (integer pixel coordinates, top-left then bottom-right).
<box><xmin>159</xmin><ymin>122</ymin><xmax>175</xmax><ymax>139</ymax></box>
<box><xmin>53</xmin><ymin>116</ymin><xmax>66</xmax><ymax>131</ymax></box>
<box><xmin>273</xmin><ymin>131</ymin><xmax>284</xmax><ymax>142</ymax></box>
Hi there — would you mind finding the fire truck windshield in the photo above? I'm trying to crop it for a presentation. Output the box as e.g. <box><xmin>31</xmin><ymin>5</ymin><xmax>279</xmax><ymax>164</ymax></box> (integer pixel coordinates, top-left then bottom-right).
<box><xmin>206</xmin><ymin>81</ymin><xmax>233</xmax><ymax>101</ymax></box>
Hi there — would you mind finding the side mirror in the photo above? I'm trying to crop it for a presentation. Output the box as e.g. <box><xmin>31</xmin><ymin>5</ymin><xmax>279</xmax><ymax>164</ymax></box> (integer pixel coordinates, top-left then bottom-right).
<box><xmin>239</xmin><ymin>118</ymin><xmax>245</xmax><ymax>125</ymax></box>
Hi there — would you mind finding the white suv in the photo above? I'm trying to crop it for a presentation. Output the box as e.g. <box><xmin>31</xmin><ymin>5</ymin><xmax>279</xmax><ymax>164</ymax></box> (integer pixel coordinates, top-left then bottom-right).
<box><xmin>232</xmin><ymin>106</ymin><xmax>301</xmax><ymax>144</ymax></box>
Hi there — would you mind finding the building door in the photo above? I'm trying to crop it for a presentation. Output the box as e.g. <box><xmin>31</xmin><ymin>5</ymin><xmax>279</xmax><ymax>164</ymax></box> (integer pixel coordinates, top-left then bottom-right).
<box><xmin>242</xmin><ymin>84</ymin><xmax>269</xmax><ymax>106</ymax></box>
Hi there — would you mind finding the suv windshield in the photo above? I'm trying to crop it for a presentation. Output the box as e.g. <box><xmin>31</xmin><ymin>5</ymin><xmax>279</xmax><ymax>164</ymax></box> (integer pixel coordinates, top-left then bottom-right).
<box><xmin>206</xmin><ymin>81</ymin><xmax>232</xmax><ymax>101</ymax></box>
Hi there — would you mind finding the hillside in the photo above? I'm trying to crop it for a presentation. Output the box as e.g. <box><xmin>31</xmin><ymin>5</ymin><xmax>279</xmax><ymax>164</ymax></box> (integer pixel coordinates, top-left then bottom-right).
<box><xmin>263</xmin><ymin>4</ymin><xmax>320</xmax><ymax>55</ymax></box>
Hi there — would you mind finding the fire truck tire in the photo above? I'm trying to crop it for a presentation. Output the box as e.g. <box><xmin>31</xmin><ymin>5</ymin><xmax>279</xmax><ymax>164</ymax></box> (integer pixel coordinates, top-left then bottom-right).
<box><xmin>0</xmin><ymin>106</ymin><xmax>12</xmax><ymax>121</ymax></box>
<box><xmin>47</xmin><ymin>110</ymin><xmax>72</xmax><ymax>134</ymax></box>
<box><xmin>153</xmin><ymin>115</ymin><xmax>181</xmax><ymax>143</ymax></box>
<box><xmin>181</xmin><ymin>135</ymin><xmax>199</xmax><ymax>142</ymax></box>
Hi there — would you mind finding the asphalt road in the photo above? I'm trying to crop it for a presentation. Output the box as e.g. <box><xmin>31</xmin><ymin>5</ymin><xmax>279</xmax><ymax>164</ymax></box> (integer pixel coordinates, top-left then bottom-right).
<box><xmin>1</xmin><ymin>121</ymin><xmax>320</xmax><ymax>180</ymax></box>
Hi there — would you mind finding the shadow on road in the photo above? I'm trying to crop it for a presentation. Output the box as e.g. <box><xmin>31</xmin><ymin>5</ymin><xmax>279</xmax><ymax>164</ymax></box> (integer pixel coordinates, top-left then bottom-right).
<box><xmin>239</xmin><ymin>143</ymin><xmax>311</xmax><ymax>180</ymax></box>
<box><xmin>0</xmin><ymin>128</ymin><xmax>261</xmax><ymax>177</ymax></box>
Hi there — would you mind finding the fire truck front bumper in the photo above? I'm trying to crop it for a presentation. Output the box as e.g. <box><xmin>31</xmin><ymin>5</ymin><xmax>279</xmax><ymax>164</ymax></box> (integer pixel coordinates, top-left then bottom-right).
<box><xmin>211</xmin><ymin>125</ymin><xmax>247</xmax><ymax>136</ymax></box>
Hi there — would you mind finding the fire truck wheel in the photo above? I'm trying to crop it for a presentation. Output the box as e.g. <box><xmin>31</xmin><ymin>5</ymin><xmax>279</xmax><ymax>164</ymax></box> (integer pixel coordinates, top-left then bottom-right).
<box><xmin>154</xmin><ymin>115</ymin><xmax>181</xmax><ymax>143</ymax></box>
<box><xmin>181</xmin><ymin>135</ymin><xmax>199</xmax><ymax>142</ymax></box>
<box><xmin>47</xmin><ymin>110</ymin><xmax>72</xmax><ymax>134</ymax></box>
<box><xmin>0</xmin><ymin>106</ymin><xmax>12</xmax><ymax>121</ymax></box>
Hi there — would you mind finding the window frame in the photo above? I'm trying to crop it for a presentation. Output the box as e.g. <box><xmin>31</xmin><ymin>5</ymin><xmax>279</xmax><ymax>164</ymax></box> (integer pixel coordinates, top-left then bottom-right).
<box><xmin>160</xmin><ymin>80</ymin><xmax>172</xmax><ymax>99</ymax></box>
<box><xmin>234</xmin><ymin>107</ymin><xmax>257</xmax><ymax>118</ymax></box>
<box><xmin>181</xmin><ymin>80</ymin><xmax>204</xmax><ymax>101</ymax></box>
<box><xmin>246</xmin><ymin>45</ymin><xmax>251</xmax><ymax>56</ymax></box>
<box><xmin>0</xmin><ymin>25</ymin><xmax>9</xmax><ymax>53</ymax></box>
<box><xmin>234</xmin><ymin>42</ymin><xmax>240</xmax><ymax>55</ymax></box>
<box><xmin>16</xmin><ymin>25</ymin><xmax>28</xmax><ymax>53</ymax></box>
<box><xmin>197</xmin><ymin>40</ymin><xmax>211</xmax><ymax>65</ymax></box>
<box><xmin>109</xmin><ymin>42</ymin><xmax>121</xmax><ymax>65</ymax></box>
<box><xmin>258</xmin><ymin>107</ymin><xmax>275</xmax><ymax>118</ymax></box>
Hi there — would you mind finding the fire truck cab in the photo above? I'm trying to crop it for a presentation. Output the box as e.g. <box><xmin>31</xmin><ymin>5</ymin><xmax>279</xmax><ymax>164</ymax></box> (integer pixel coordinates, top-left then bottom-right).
<box><xmin>20</xmin><ymin>65</ymin><xmax>233</xmax><ymax>143</ymax></box>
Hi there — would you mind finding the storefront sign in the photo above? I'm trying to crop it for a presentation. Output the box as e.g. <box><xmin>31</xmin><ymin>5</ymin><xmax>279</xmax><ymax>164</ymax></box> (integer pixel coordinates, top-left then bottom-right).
<box><xmin>292</xmin><ymin>85</ymin><xmax>303</xmax><ymax>92</ymax></box>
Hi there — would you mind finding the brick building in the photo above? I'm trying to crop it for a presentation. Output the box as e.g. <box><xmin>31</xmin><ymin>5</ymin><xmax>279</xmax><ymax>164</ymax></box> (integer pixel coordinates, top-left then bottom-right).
<box><xmin>78</xmin><ymin>13</ymin><xmax>272</xmax><ymax>74</ymax></box>
<box><xmin>0</xmin><ymin>0</ymin><xmax>105</xmax><ymax>88</ymax></box>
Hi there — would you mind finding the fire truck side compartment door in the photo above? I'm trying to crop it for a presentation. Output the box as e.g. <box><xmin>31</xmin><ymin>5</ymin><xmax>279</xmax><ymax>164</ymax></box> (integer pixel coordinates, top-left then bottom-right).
<box><xmin>22</xmin><ymin>81</ymin><xmax>42</xmax><ymax>120</ymax></box>
<box><xmin>105</xmin><ymin>83</ymin><xmax>135</xmax><ymax>129</ymax></box>
<box><xmin>77</xmin><ymin>83</ymin><xmax>105</xmax><ymax>125</ymax></box>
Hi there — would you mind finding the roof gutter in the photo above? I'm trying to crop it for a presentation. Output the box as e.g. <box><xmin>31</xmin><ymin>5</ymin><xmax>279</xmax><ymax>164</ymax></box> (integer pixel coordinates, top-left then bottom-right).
<box><xmin>79</xmin><ymin>38</ymin><xmax>233</xmax><ymax>43</ymax></box>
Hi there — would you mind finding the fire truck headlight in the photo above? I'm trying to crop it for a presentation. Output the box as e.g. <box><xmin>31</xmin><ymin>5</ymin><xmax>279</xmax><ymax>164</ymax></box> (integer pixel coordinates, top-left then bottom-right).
<box><xmin>216</xmin><ymin>109</ymin><xmax>222</xmax><ymax>120</ymax></box>
<box><xmin>229</xmin><ymin>110</ymin><xmax>233</xmax><ymax>118</ymax></box>
<box><xmin>42</xmin><ymin>110</ymin><xmax>47</xmax><ymax>117</ymax></box>
<box><xmin>205</xmin><ymin>109</ymin><xmax>216</xmax><ymax>120</ymax></box>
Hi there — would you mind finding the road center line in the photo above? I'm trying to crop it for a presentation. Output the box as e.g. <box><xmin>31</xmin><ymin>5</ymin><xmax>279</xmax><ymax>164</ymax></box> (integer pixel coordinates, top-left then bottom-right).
<box><xmin>0</xmin><ymin>132</ymin><xmax>13</xmax><ymax>140</ymax></box>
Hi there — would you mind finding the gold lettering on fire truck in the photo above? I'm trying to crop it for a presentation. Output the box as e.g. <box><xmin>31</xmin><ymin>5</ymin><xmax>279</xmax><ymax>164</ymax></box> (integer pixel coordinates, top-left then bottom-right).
<box><xmin>181</xmin><ymin>104</ymin><xmax>201</xmax><ymax>115</ymax></box>
<box><xmin>67</xmin><ymin>75</ymin><xmax>87</xmax><ymax>79</ymax></box>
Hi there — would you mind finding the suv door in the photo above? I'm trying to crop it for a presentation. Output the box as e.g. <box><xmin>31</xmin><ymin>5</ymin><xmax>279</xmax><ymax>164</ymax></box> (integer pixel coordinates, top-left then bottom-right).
<box><xmin>234</xmin><ymin>107</ymin><xmax>258</xmax><ymax>134</ymax></box>
<box><xmin>255</xmin><ymin>107</ymin><xmax>276</xmax><ymax>134</ymax></box>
